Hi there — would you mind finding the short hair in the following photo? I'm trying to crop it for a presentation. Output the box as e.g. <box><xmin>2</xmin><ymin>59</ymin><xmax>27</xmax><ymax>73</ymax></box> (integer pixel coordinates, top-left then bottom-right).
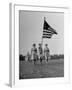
<box><xmin>39</xmin><ymin>43</ymin><xmax>42</xmax><ymax>46</ymax></box>
<box><xmin>45</xmin><ymin>44</ymin><xmax>48</xmax><ymax>46</ymax></box>
<box><xmin>33</xmin><ymin>43</ymin><xmax>36</xmax><ymax>46</ymax></box>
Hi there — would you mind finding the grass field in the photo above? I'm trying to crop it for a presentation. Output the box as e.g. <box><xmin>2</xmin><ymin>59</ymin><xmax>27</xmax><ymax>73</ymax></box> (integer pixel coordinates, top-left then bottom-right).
<box><xmin>19</xmin><ymin>59</ymin><xmax>64</xmax><ymax>79</ymax></box>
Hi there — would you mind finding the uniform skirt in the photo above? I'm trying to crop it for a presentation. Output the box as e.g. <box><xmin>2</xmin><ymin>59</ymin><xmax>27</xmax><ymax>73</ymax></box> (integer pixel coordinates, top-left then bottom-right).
<box><xmin>44</xmin><ymin>52</ymin><xmax>49</xmax><ymax>60</ymax></box>
<box><xmin>31</xmin><ymin>53</ymin><xmax>37</xmax><ymax>61</ymax></box>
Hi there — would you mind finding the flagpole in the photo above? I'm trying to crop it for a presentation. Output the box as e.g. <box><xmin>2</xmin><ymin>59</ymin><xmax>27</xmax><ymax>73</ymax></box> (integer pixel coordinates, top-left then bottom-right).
<box><xmin>41</xmin><ymin>17</ymin><xmax>45</xmax><ymax>46</ymax></box>
<box><xmin>41</xmin><ymin>36</ymin><xmax>43</xmax><ymax>46</ymax></box>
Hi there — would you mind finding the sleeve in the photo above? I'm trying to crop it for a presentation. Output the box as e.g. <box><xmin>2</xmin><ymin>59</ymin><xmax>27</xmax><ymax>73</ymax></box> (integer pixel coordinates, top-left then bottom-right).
<box><xmin>31</xmin><ymin>48</ymin><xmax>33</xmax><ymax>55</ymax></box>
<box><xmin>44</xmin><ymin>48</ymin><xmax>45</xmax><ymax>53</ymax></box>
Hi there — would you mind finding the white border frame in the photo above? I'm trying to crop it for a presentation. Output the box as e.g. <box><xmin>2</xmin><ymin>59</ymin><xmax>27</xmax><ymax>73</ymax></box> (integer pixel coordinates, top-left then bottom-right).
<box><xmin>9</xmin><ymin>3</ymin><xmax>70</xmax><ymax>87</ymax></box>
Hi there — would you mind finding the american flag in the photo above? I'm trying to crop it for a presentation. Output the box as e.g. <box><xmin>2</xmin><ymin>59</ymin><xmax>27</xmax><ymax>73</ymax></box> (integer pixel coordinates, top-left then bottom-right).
<box><xmin>42</xmin><ymin>17</ymin><xmax>57</xmax><ymax>38</ymax></box>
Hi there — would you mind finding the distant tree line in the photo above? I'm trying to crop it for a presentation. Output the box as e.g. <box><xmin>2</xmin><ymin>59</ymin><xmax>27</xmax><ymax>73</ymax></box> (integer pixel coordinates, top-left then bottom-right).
<box><xmin>50</xmin><ymin>54</ymin><xmax>64</xmax><ymax>60</ymax></box>
<box><xmin>19</xmin><ymin>54</ymin><xmax>26</xmax><ymax>61</ymax></box>
<box><xmin>19</xmin><ymin>54</ymin><xmax>64</xmax><ymax>61</ymax></box>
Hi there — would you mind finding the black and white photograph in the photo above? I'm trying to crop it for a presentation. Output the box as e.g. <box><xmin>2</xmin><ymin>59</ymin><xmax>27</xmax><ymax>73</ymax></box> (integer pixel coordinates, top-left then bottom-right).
<box><xmin>19</xmin><ymin>10</ymin><xmax>64</xmax><ymax>79</ymax></box>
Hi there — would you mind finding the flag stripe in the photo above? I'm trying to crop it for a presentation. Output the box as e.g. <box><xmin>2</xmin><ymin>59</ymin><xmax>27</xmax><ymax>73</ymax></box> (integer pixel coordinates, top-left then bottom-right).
<box><xmin>43</xmin><ymin>30</ymin><xmax>54</xmax><ymax>34</ymax></box>
<box><xmin>42</xmin><ymin>36</ymin><xmax>51</xmax><ymax>38</ymax></box>
<box><xmin>43</xmin><ymin>28</ymin><xmax>57</xmax><ymax>34</ymax></box>
<box><xmin>43</xmin><ymin>28</ymin><xmax>53</xmax><ymax>32</ymax></box>
<box><xmin>43</xmin><ymin>33</ymin><xmax>52</xmax><ymax>36</ymax></box>
<box><xmin>48</xmin><ymin>27</ymin><xmax>57</xmax><ymax>34</ymax></box>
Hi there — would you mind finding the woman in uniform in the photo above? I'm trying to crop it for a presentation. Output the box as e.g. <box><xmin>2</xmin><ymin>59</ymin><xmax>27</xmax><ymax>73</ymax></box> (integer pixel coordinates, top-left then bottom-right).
<box><xmin>31</xmin><ymin>43</ymin><xmax>37</xmax><ymax>64</ymax></box>
<box><xmin>44</xmin><ymin>44</ymin><xmax>50</xmax><ymax>62</ymax></box>
<box><xmin>38</xmin><ymin>43</ymin><xmax>43</xmax><ymax>64</ymax></box>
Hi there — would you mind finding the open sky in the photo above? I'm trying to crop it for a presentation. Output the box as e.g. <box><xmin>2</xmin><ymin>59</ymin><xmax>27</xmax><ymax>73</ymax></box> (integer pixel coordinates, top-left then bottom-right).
<box><xmin>19</xmin><ymin>10</ymin><xmax>64</xmax><ymax>55</ymax></box>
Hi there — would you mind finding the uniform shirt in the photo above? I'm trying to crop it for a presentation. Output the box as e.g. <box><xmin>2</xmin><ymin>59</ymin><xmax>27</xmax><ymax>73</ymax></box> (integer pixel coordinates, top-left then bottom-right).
<box><xmin>44</xmin><ymin>47</ymin><xmax>49</xmax><ymax>53</ymax></box>
<box><xmin>31</xmin><ymin>47</ymin><xmax>37</xmax><ymax>54</ymax></box>
<box><xmin>31</xmin><ymin>47</ymin><xmax>37</xmax><ymax>60</ymax></box>
<box><xmin>38</xmin><ymin>47</ymin><xmax>43</xmax><ymax>55</ymax></box>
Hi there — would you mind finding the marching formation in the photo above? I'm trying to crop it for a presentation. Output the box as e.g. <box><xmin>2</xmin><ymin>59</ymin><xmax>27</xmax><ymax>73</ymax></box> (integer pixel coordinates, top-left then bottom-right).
<box><xmin>24</xmin><ymin>17</ymin><xmax>58</xmax><ymax>64</ymax></box>
<box><xmin>26</xmin><ymin>43</ymin><xmax>50</xmax><ymax>64</ymax></box>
